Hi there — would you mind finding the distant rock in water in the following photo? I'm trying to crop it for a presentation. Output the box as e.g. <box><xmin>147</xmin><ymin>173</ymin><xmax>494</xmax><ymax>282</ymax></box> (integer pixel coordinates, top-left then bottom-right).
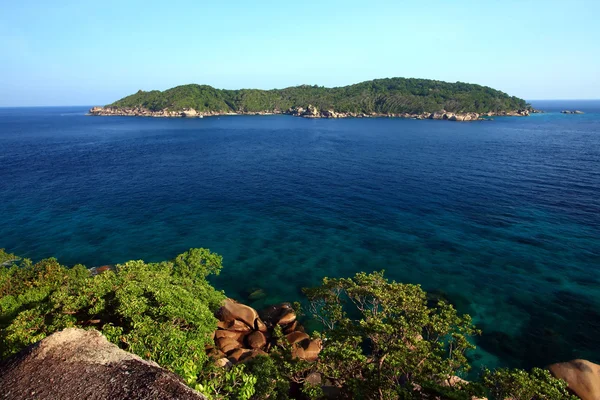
<box><xmin>561</xmin><ymin>110</ymin><xmax>585</xmax><ymax>114</ymax></box>
<box><xmin>0</xmin><ymin>328</ymin><xmax>206</xmax><ymax>400</ymax></box>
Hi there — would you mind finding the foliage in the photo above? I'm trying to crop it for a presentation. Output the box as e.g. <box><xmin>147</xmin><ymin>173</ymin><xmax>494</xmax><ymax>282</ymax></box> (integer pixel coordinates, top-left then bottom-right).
<box><xmin>482</xmin><ymin>367</ymin><xmax>578</xmax><ymax>400</ymax></box>
<box><xmin>302</xmin><ymin>271</ymin><xmax>479</xmax><ymax>399</ymax></box>
<box><xmin>109</xmin><ymin>78</ymin><xmax>528</xmax><ymax>114</ymax></box>
<box><xmin>0</xmin><ymin>248</ymin><xmax>225</xmax><ymax>383</ymax></box>
<box><xmin>0</xmin><ymin>249</ymin><xmax>18</xmax><ymax>266</ymax></box>
<box><xmin>0</xmin><ymin>251</ymin><xmax>576</xmax><ymax>399</ymax></box>
<box><xmin>195</xmin><ymin>364</ymin><xmax>257</xmax><ymax>400</ymax></box>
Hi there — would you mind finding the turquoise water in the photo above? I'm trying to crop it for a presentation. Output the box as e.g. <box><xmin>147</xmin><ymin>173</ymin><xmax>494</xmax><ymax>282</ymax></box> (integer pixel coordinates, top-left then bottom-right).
<box><xmin>1</xmin><ymin>100</ymin><xmax>599</xmax><ymax>371</ymax></box>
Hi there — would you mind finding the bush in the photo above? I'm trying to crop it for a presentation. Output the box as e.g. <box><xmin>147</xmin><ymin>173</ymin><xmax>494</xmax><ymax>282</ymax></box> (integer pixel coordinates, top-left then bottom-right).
<box><xmin>0</xmin><ymin>248</ymin><xmax>225</xmax><ymax>381</ymax></box>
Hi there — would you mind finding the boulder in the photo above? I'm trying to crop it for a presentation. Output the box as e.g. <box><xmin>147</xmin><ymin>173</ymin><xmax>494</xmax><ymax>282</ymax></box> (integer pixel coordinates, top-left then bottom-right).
<box><xmin>286</xmin><ymin>331</ymin><xmax>310</xmax><ymax>345</ymax></box>
<box><xmin>303</xmin><ymin>339</ymin><xmax>322</xmax><ymax>362</ymax></box>
<box><xmin>215</xmin><ymin>330</ymin><xmax>244</xmax><ymax>341</ymax></box>
<box><xmin>0</xmin><ymin>328</ymin><xmax>206</xmax><ymax>400</ymax></box>
<box><xmin>255</xmin><ymin>318</ymin><xmax>268</xmax><ymax>332</ymax></box>
<box><xmin>548</xmin><ymin>359</ymin><xmax>600</xmax><ymax>400</ymax></box>
<box><xmin>278</xmin><ymin>310</ymin><xmax>297</xmax><ymax>325</ymax></box>
<box><xmin>305</xmin><ymin>372</ymin><xmax>322</xmax><ymax>385</ymax></box>
<box><xmin>217</xmin><ymin>298</ymin><xmax>258</xmax><ymax>328</ymax></box>
<box><xmin>574</xmin><ymin>110</ymin><xmax>585</xmax><ymax>114</ymax></box>
<box><xmin>227</xmin><ymin>348</ymin><xmax>252</xmax><ymax>363</ymax></box>
<box><xmin>215</xmin><ymin>357</ymin><xmax>233</xmax><ymax>369</ymax></box>
<box><xmin>429</xmin><ymin>110</ymin><xmax>446</xmax><ymax>120</ymax></box>
<box><xmin>217</xmin><ymin>337</ymin><xmax>242</xmax><ymax>354</ymax></box>
<box><xmin>181</xmin><ymin>109</ymin><xmax>198</xmax><ymax>117</ymax></box>
<box><xmin>246</xmin><ymin>331</ymin><xmax>267</xmax><ymax>349</ymax></box>
<box><xmin>302</xmin><ymin>104</ymin><xmax>320</xmax><ymax>118</ymax></box>
<box><xmin>260</xmin><ymin>303</ymin><xmax>294</xmax><ymax>326</ymax></box>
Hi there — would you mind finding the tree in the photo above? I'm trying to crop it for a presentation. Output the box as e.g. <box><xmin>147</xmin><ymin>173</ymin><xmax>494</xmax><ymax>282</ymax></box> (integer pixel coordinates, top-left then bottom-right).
<box><xmin>302</xmin><ymin>271</ymin><xmax>479</xmax><ymax>399</ymax></box>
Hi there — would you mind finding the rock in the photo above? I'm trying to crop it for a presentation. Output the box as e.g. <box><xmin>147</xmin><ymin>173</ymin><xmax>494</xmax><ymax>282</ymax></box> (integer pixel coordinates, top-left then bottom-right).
<box><xmin>181</xmin><ymin>109</ymin><xmax>198</xmax><ymax>117</ymax></box>
<box><xmin>284</xmin><ymin>320</ymin><xmax>299</xmax><ymax>334</ymax></box>
<box><xmin>0</xmin><ymin>328</ymin><xmax>206</xmax><ymax>400</ymax></box>
<box><xmin>259</xmin><ymin>303</ymin><xmax>294</xmax><ymax>326</ymax></box>
<box><xmin>246</xmin><ymin>331</ymin><xmax>267</xmax><ymax>349</ymax></box>
<box><xmin>217</xmin><ymin>298</ymin><xmax>258</xmax><ymax>328</ymax></box>
<box><xmin>291</xmin><ymin>345</ymin><xmax>306</xmax><ymax>360</ymax></box>
<box><xmin>574</xmin><ymin>110</ymin><xmax>585</xmax><ymax>114</ymax></box>
<box><xmin>215</xmin><ymin>330</ymin><xmax>244</xmax><ymax>341</ymax></box>
<box><xmin>441</xmin><ymin>375</ymin><xmax>469</xmax><ymax>388</ymax></box>
<box><xmin>548</xmin><ymin>359</ymin><xmax>600</xmax><ymax>400</ymax></box>
<box><xmin>215</xmin><ymin>357</ymin><xmax>233</xmax><ymax>369</ymax></box>
<box><xmin>255</xmin><ymin>318</ymin><xmax>268</xmax><ymax>332</ymax></box>
<box><xmin>305</xmin><ymin>372</ymin><xmax>322</xmax><ymax>385</ymax></box>
<box><xmin>217</xmin><ymin>337</ymin><xmax>242</xmax><ymax>354</ymax></box>
<box><xmin>227</xmin><ymin>348</ymin><xmax>252</xmax><ymax>363</ymax></box>
<box><xmin>278</xmin><ymin>310</ymin><xmax>297</xmax><ymax>325</ymax></box>
<box><xmin>429</xmin><ymin>110</ymin><xmax>447</xmax><ymax>120</ymax></box>
<box><xmin>302</xmin><ymin>339</ymin><xmax>322</xmax><ymax>361</ymax></box>
<box><xmin>286</xmin><ymin>331</ymin><xmax>310</xmax><ymax>345</ymax></box>
<box><xmin>302</xmin><ymin>104</ymin><xmax>320</xmax><ymax>118</ymax></box>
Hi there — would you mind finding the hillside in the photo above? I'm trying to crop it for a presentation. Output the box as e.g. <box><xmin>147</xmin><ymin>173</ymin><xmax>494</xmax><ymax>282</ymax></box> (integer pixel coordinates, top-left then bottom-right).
<box><xmin>103</xmin><ymin>77</ymin><xmax>529</xmax><ymax>116</ymax></box>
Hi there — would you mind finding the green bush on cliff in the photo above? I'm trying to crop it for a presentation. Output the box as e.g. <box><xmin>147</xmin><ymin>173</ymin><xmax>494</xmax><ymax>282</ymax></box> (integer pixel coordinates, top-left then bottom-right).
<box><xmin>0</xmin><ymin>250</ymin><xmax>577</xmax><ymax>399</ymax></box>
<box><xmin>110</xmin><ymin>77</ymin><xmax>528</xmax><ymax>114</ymax></box>
<box><xmin>0</xmin><ymin>248</ymin><xmax>225</xmax><ymax>379</ymax></box>
<box><xmin>302</xmin><ymin>271</ymin><xmax>480</xmax><ymax>399</ymax></box>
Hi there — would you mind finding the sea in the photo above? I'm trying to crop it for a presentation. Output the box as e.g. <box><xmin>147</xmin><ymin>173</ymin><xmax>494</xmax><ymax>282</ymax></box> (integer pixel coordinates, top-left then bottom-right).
<box><xmin>1</xmin><ymin>100</ymin><xmax>599</xmax><ymax>372</ymax></box>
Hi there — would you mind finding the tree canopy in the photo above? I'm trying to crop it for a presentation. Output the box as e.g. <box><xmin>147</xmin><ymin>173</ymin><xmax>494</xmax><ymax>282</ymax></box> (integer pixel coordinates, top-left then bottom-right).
<box><xmin>109</xmin><ymin>78</ymin><xmax>528</xmax><ymax>114</ymax></box>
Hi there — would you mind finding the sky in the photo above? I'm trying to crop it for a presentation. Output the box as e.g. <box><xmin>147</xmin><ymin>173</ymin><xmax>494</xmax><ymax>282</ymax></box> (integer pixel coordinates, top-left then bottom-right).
<box><xmin>0</xmin><ymin>0</ymin><xmax>598</xmax><ymax>106</ymax></box>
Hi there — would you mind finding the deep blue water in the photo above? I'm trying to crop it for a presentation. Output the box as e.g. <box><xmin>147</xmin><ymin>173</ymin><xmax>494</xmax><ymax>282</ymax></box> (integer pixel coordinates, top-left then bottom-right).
<box><xmin>1</xmin><ymin>101</ymin><xmax>600</xmax><ymax>372</ymax></box>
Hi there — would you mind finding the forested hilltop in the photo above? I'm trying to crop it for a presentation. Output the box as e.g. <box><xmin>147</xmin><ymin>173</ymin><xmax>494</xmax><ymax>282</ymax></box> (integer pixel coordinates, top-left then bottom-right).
<box><xmin>91</xmin><ymin>78</ymin><xmax>532</xmax><ymax>120</ymax></box>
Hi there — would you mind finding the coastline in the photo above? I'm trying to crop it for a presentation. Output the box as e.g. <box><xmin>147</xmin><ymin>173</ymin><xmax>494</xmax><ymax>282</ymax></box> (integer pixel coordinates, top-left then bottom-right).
<box><xmin>88</xmin><ymin>105</ymin><xmax>534</xmax><ymax>122</ymax></box>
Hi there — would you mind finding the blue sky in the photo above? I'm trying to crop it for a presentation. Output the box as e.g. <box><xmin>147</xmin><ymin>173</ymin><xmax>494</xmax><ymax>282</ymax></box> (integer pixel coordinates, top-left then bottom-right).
<box><xmin>1</xmin><ymin>0</ymin><xmax>598</xmax><ymax>106</ymax></box>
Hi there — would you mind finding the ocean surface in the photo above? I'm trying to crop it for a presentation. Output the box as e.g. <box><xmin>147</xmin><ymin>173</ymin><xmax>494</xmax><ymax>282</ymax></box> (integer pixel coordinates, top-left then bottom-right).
<box><xmin>1</xmin><ymin>100</ymin><xmax>599</xmax><ymax>372</ymax></box>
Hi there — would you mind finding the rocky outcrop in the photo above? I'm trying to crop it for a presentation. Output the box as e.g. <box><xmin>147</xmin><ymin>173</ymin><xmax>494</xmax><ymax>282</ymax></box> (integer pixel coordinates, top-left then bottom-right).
<box><xmin>548</xmin><ymin>359</ymin><xmax>600</xmax><ymax>400</ymax></box>
<box><xmin>0</xmin><ymin>328</ymin><xmax>206</xmax><ymax>400</ymax></box>
<box><xmin>208</xmin><ymin>299</ymin><xmax>321</xmax><ymax>367</ymax></box>
<box><xmin>562</xmin><ymin>110</ymin><xmax>585</xmax><ymax>114</ymax></box>
<box><xmin>89</xmin><ymin>105</ymin><xmax>534</xmax><ymax>122</ymax></box>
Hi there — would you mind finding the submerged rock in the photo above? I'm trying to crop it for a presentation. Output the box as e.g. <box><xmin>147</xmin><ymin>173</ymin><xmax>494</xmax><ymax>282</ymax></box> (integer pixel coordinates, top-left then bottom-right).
<box><xmin>0</xmin><ymin>328</ymin><xmax>206</xmax><ymax>400</ymax></box>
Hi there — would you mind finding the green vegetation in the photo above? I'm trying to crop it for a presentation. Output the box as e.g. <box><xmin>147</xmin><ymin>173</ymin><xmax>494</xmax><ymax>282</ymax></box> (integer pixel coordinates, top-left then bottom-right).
<box><xmin>0</xmin><ymin>249</ymin><xmax>575</xmax><ymax>399</ymax></box>
<box><xmin>109</xmin><ymin>78</ymin><xmax>528</xmax><ymax>114</ymax></box>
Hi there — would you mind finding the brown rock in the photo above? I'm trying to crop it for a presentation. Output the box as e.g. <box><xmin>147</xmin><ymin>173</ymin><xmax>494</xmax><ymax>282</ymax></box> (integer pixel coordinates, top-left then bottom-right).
<box><xmin>228</xmin><ymin>320</ymin><xmax>253</xmax><ymax>332</ymax></box>
<box><xmin>302</xmin><ymin>339</ymin><xmax>322</xmax><ymax>361</ymax></box>
<box><xmin>0</xmin><ymin>328</ymin><xmax>206</xmax><ymax>400</ymax></box>
<box><xmin>305</xmin><ymin>372</ymin><xmax>322</xmax><ymax>385</ymax></box>
<box><xmin>227</xmin><ymin>348</ymin><xmax>252</xmax><ymax>363</ymax></box>
<box><xmin>284</xmin><ymin>320</ymin><xmax>298</xmax><ymax>334</ymax></box>
<box><xmin>215</xmin><ymin>357</ymin><xmax>233</xmax><ymax>369</ymax></box>
<box><xmin>277</xmin><ymin>310</ymin><xmax>296</xmax><ymax>325</ymax></box>
<box><xmin>286</xmin><ymin>331</ymin><xmax>310</xmax><ymax>345</ymax></box>
<box><xmin>215</xmin><ymin>330</ymin><xmax>244</xmax><ymax>341</ymax></box>
<box><xmin>548</xmin><ymin>359</ymin><xmax>600</xmax><ymax>400</ymax></box>
<box><xmin>291</xmin><ymin>345</ymin><xmax>306</xmax><ymax>360</ymax></box>
<box><xmin>217</xmin><ymin>338</ymin><xmax>242</xmax><ymax>354</ymax></box>
<box><xmin>217</xmin><ymin>299</ymin><xmax>258</xmax><ymax>328</ymax></box>
<box><xmin>246</xmin><ymin>331</ymin><xmax>267</xmax><ymax>349</ymax></box>
<box><xmin>255</xmin><ymin>318</ymin><xmax>268</xmax><ymax>332</ymax></box>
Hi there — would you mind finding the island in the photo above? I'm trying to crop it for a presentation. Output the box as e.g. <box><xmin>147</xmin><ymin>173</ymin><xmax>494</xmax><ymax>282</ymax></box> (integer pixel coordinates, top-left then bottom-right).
<box><xmin>89</xmin><ymin>77</ymin><xmax>534</xmax><ymax>121</ymax></box>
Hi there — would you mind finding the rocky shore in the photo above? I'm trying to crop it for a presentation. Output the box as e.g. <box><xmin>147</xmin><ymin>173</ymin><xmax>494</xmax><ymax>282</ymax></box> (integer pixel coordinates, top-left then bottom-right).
<box><xmin>88</xmin><ymin>105</ymin><xmax>533</xmax><ymax>121</ymax></box>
